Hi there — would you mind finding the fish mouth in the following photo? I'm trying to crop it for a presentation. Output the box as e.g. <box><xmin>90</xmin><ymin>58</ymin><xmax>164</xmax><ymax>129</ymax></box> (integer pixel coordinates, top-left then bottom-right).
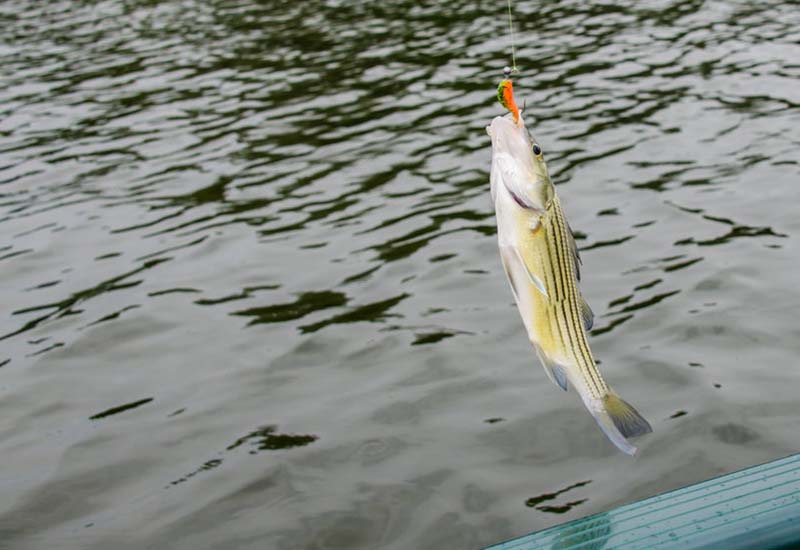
<box><xmin>489</xmin><ymin>114</ymin><xmax>536</xmax><ymax>174</ymax></box>
<box><xmin>489</xmin><ymin>114</ymin><xmax>529</xmax><ymax>153</ymax></box>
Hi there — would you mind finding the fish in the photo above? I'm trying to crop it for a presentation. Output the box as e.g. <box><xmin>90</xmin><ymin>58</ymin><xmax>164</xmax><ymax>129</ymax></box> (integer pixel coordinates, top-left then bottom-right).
<box><xmin>487</xmin><ymin>78</ymin><xmax>652</xmax><ymax>455</ymax></box>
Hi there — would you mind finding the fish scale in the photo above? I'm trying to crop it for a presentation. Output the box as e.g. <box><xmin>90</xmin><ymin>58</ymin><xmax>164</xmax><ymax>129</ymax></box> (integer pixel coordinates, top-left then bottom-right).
<box><xmin>552</xmin><ymin>202</ymin><xmax>607</xmax><ymax>397</ymax></box>
<box><xmin>544</xmin><ymin>202</ymin><xmax>605</xmax><ymax>399</ymax></box>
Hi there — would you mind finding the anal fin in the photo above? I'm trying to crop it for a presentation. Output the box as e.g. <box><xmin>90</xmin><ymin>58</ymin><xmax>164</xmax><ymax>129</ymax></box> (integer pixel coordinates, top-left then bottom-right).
<box><xmin>534</xmin><ymin>346</ymin><xmax>568</xmax><ymax>391</ymax></box>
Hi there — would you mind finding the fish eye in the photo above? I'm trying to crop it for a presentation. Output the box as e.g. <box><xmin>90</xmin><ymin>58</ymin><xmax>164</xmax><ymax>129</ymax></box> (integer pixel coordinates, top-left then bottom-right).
<box><xmin>532</xmin><ymin>144</ymin><xmax>542</xmax><ymax>156</ymax></box>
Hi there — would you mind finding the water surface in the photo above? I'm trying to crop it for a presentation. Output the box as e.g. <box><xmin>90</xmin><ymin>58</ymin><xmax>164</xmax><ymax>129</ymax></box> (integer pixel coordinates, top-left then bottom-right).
<box><xmin>1</xmin><ymin>1</ymin><xmax>799</xmax><ymax>549</ymax></box>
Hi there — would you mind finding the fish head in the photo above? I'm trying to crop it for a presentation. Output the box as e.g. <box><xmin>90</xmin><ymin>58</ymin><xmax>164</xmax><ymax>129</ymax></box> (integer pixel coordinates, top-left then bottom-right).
<box><xmin>487</xmin><ymin>112</ymin><xmax>552</xmax><ymax>210</ymax></box>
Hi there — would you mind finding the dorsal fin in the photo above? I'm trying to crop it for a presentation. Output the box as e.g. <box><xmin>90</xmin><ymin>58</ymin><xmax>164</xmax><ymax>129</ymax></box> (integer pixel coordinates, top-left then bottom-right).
<box><xmin>580</xmin><ymin>298</ymin><xmax>594</xmax><ymax>331</ymax></box>
<box><xmin>566</xmin><ymin>220</ymin><xmax>582</xmax><ymax>281</ymax></box>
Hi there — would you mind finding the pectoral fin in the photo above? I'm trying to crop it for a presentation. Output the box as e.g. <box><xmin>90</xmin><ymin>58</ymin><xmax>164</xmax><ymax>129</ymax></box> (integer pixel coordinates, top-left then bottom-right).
<box><xmin>500</xmin><ymin>245</ymin><xmax>548</xmax><ymax>301</ymax></box>
<box><xmin>499</xmin><ymin>253</ymin><xmax>520</xmax><ymax>302</ymax></box>
<box><xmin>514</xmin><ymin>247</ymin><xmax>548</xmax><ymax>299</ymax></box>
<box><xmin>566</xmin><ymin>221</ymin><xmax>582</xmax><ymax>281</ymax></box>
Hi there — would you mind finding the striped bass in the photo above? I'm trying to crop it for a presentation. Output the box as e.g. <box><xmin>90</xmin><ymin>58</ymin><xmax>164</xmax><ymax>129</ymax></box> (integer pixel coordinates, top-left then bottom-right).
<box><xmin>487</xmin><ymin>80</ymin><xmax>652</xmax><ymax>455</ymax></box>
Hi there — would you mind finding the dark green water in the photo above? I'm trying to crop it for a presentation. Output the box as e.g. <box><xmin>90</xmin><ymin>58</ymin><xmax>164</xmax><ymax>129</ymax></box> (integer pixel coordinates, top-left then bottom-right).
<box><xmin>1</xmin><ymin>1</ymin><xmax>799</xmax><ymax>549</ymax></box>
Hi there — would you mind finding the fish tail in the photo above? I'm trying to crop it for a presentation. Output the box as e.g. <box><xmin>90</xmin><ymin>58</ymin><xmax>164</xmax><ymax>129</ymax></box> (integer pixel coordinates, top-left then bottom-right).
<box><xmin>586</xmin><ymin>391</ymin><xmax>652</xmax><ymax>456</ymax></box>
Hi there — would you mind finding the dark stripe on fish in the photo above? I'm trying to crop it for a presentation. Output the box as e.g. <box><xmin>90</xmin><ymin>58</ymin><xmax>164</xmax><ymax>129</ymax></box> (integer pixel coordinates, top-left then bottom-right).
<box><xmin>546</xmin><ymin>211</ymin><xmax>601</xmax><ymax>397</ymax></box>
<box><xmin>549</xmin><ymin>203</ymin><xmax>603</xmax><ymax>398</ymax></box>
<box><xmin>554</xmin><ymin>203</ymin><xmax>607</xmax><ymax>396</ymax></box>
<box><xmin>541</xmin><ymin>217</ymin><xmax>568</xmax><ymax>356</ymax></box>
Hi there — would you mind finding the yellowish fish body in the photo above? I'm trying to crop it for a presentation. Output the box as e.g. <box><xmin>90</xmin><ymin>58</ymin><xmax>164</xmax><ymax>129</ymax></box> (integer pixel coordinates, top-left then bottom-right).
<box><xmin>488</xmin><ymin>112</ymin><xmax>652</xmax><ymax>455</ymax></box>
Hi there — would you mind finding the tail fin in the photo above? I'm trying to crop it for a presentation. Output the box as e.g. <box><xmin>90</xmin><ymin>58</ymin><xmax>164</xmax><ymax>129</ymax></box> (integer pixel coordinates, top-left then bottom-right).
<box><xmin>587</xmin><ymin>392</ymin><xmax>652</xmax><ymax>456</ymax></box>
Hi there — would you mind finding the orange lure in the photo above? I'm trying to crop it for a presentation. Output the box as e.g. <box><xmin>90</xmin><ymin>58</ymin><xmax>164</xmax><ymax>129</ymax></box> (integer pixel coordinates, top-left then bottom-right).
<box><xmin>496</xmin><ymin>76</ymin><xmax>520</xmax><ymax>125</ymax></box>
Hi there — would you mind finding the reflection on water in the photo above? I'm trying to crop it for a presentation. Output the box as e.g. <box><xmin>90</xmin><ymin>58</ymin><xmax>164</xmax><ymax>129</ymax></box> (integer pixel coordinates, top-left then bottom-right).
<box><xmin>526</xmin><ymin>480</ymin><xmax>591</xmax><ymax>512</ymax></box>
<box><xmin>226</xmin><ymin>425</ymin><xmax>319</xmax><ymax>453</ymax></box>
<box><xmin>536</xmin><ymin>500</ymin><xmax>588</xmax><ymax>515</ymax></box>
<box><xmin>89</xmin><ymin>397</ymin><xmax>154</xmax><ymax>420</ymax></box>
<box><xmin>171</xmin><ymin>424</ymin><xmax>318</xmax><ymax>487</ymax></box>
<box><xmin>1</xmin><ymin>0</ymin><xmax>799</xmax><ymax>548</ymax></box>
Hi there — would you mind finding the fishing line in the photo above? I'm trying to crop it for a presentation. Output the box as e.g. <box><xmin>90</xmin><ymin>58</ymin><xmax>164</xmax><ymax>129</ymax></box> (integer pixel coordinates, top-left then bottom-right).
<box><xmin>506</xmin><ymin>0</ymin><xmax>518</xmax><ymax>75</ymax></box>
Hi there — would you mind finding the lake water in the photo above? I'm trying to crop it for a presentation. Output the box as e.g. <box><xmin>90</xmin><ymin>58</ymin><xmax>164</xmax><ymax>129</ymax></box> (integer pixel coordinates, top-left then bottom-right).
<box><xmin>1</xmin><ymin>1</ymin><xmax>799</xmax><ymax>549</ymax></box>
